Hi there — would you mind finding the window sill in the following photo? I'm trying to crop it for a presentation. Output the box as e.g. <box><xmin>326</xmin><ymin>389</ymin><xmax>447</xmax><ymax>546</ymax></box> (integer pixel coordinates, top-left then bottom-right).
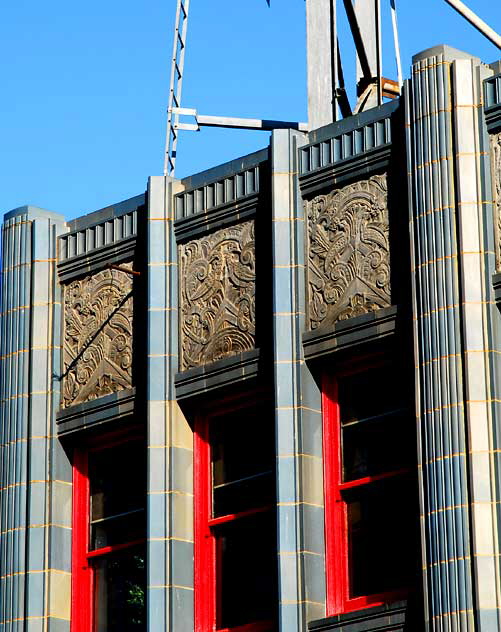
<box><xmin>308</xmin><ymin>600</ymin><xmax>408</xmax><ymax>632</ymax></box>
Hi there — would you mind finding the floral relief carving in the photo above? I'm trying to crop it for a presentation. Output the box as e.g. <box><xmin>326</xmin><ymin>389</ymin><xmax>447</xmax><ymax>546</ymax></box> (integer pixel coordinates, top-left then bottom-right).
<box><xmin>179</xmin><ymin>221</ymin><xmax>256</xmax><ymax>370</ymax></box>
<box><xmin>306</xmin><ymin>174</ymin><xmax>391</xmax><ymax>330</ymax></box>
<box><xmin>62</xmin><ymin>265</ymin><xmax>133</xmax><ymax>408</ymax></box>
<box><xmin>491</xmin><ymin>133</ymin><xmax>501</xmax><ymax>269</ymax></box>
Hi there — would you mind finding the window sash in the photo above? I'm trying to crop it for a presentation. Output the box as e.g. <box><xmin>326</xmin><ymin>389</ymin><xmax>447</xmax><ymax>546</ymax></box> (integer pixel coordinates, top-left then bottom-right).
<box><xmin>322</xmin><ymin>369</ymin><xmax>413</xmax><ymax>616</ymax></box>
<box><xmin>194</xmin><ymin>400</ymin><xmax>277</xmax><ymax>632</ymax></box>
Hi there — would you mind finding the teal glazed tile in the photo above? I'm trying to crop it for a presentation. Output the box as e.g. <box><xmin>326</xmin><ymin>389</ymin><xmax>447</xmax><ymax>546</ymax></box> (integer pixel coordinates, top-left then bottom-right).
<box><xmin>148</xmin><ymin>493</ymin><xmax>168</xmax><ymax>539</ymax></box>
<box><xmin>30</xmin><ymin>349</ymin><xmax>49</xmax><ymax>393</ymax></box>
<box><xmin>272</xmin><ymin>268</ymin><xmax>293</xmax><ymax>315</ymax></box>
<box><xmin>272</xmin><ymin>221</ymin><xmax>293</xmax><ymax>267</ymax></box>
<box><xmin>147</xmin><ymin>586</ymin><xmax>167</xmax><ymax>625</ymax></box>
<box><xmin>29</xmin><ymin>439</ymin><xmax>48</xmax><ymax>481</ymax></box>
<box><xmin>277</xmin><ymin>504</ymin><xmax>299</xmax><ymax>554</ymax></box>
<box><xmin>272</xmin><ymin>129</ymin><xmax>294</xmax><ymax>170</ymax></box>
<box><xmin>47</xmin><ymin>619</ymin><xmax>70</xmax><ymax>632</ymax></box>
<box><xmin>302</xmin><ymin>551</ymin><xmax>326</xmax><ymax>606</ymax></box>
<box><xmin>49</xmin><ymin>526</ymin><xmax>71</xmax><ymax>572</ymax></box>
<box><xmin>26</xmin><ymin>620</ymin><xmax>44</xmax><ymax>632</ymax></box>
<box><xmin>301</xmin><ymin>505</ymin><xmax>325</xmax><ymax>556</ymax></box>
<box><xmin>51</xmin><ymin>441</ymin><xmax>72</xmax><ymax>482</ymax></box>
<box><xmin>148</xmin><ymin>222</ymin><xmax>167</xmax><ymax>263</ymax></box>
<box><xmin>26</xmin><ymin>526</ymin><xmax>46</xmax><ymax>571</ymax></box>
<box><xmin>147</xmin><ymin>356</ymin><xmax>167</xmax><ymax>401</ymax></box>
<box><xmin>27</xmin><ymin>482</ymin><xmax>46</xmax><ymax>525</ymax></box>
<box><xmin>148</xmin><ymin>268</ymin><xmax>167</xmax><ymax>309</ymax></box>
<box><xmin>25</xmin><ymin>570</ymin><xmax>45</xmax><ymax>618</ymax></box>
<box><xmin>275</xmin><ymin>408</ymin><xmax>297</xmax><ymax>456</ymax></box>
<box><xmin>148</xmin><ymin>310</ymin><xmax>167</xmax><ymax>353</ymax></box>
<box><xmin>171</xmin><ymin>539</ymin><xmax>194</xmax><ymax>588</ymax></box>
<box><xmin>147</xmin><ymin>539</ymin><xmax>168</xmax><ymax>586</ymax></box>
<box><xmin>171</xmin><ymin>586</ymin><xmax>194</xmax><ymax>632</ymax></box>
<box><xmin>32</xmin><ymin>218</ymin><xmax>50</xmax><ymax>260</ymax></box>
<box><xmin>277</xmin><ymin>455</ymin><xmax>297</xmax><ymax>505</ymax></box>
<box><xmin>275</xmin><ymin>366</ymin><xmax>296</xmax><ymax>408</ymax></box>
<box><xmin>279</xmin><ymin>552</ymin><xmax>300</xmax><ymax>603</ymax></box>
<box><xmin>279</xmin><ymin>602</ymin><xmax>300</xmax><ymax>631</ymax></box>
<box><xmin>274</xmin><ymin>317</ymin><xmax>296</xmax><ymax>364</ymax></box>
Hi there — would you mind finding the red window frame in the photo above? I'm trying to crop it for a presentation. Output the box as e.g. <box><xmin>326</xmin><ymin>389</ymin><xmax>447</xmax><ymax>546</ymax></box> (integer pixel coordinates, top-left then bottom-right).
<box><xmin>71</xmin><ymin>432</ymin><xmax>146</xmax><ymax>632</ymax></box>
<box><xmin>322</xmin><ymin>362</ymin><xmax>411</xmax><ymax>616</ymax></box>
<box><xmin>194</xmin><ymin>400</ymin><xmax>276</xmax><ymax>632</ymax></box>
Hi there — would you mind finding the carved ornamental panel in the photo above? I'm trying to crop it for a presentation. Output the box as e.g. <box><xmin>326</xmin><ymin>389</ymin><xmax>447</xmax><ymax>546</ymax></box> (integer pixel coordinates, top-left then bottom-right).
<box><xmin>62</xmin><ymin>265</ymin><xmax>133</xmax><ymax>408</ymax></box>
<box><xmin>491</xmin><ymin>133</ymin><xmax>501</xmax><ymax>269</ymax></box>
<box><xmin>179</xmin><ymin>221</ymin><xmax>256</xmax><ymax>370</ymax></box>
<box><xmin>306</xmin><ymin>174</ymin><xmax>391</xmax><ymax>330</ymax></box>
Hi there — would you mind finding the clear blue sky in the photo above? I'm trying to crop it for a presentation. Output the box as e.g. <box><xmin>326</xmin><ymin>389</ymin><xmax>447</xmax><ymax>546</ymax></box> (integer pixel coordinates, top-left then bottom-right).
<box><xmin>1</xmin><ymin>0</ymin><xmax>499</xmax><ymax>220</ymax></box>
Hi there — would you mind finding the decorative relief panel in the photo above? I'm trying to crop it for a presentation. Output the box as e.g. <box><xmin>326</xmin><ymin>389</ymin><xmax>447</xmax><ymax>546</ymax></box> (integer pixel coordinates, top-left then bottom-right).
<box><xmin>306</xmin><ymin>174</ymin><xmax>390</xmax><ymax>330</ymax></box>
<box><xmin>62</xmin><ymin>265</ymin><xmax>133</xmax><ymax>408</ymax></box>
<box><xmin>491</xmin><ymin>133</ymin><xmax>501</xmax><ymax>269</ymax></box>
<box><xmin>179</xmin><ymin>221</ymin><xmax>255</xmax><ymax>370</ymax></box>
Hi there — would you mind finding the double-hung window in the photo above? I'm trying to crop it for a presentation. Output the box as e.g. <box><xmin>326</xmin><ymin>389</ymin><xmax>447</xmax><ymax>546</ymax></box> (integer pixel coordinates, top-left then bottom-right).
<box><xmin>194</xmin><ymin>401</ymin><xmax>277</xmax><ymax>632</ymax></box>
<box><xmin>72</xmin><ymin>436</ymin><xmax>146</xmax><ymax>632</ymax></box>
<box><xmin>322</xmin><ymin>360</ymin><xmax>416</xmax><ymax>615</ymax></box>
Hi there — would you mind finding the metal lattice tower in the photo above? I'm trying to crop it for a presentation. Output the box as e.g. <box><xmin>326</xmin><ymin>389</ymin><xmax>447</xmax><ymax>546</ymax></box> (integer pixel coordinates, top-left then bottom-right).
<box><xmin>163</xmin><ymin>0</ymin><xmax>500</xmax><ymax>178</ymax></box>
<box><xmin>164</xmin><ymin>0</ymin><xmax>190</xmax><ymax>177</ymax></box>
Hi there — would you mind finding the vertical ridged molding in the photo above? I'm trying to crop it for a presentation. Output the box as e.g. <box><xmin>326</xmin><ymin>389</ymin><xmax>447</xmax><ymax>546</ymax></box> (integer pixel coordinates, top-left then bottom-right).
<box><xmin>452</xmin><ymin>59</ymin><xmax>501</xmax><ymax>630</ymax></box>
<box><xmin>271</xmin><ymin>129</ymin><xmax>326</xmax><ymax>631</ymax></box>
<box><xmin>407</xmin><ymin>47</ymin><xmax>501</xmax><ymax>631</ymax></box>
<box><xmin>407</xmin><ymin>50</ymin><xmax>474</xmax><ymax>631</ymax></box>
<box><xmin>0</xmin><ymin>207</ymin><xmax>69</xmax><ymax>632</ymax></box>
<box><xmin>146</xmin><ymin>177</ymin><xmax>194</xmax><ymax>632</ymax></box>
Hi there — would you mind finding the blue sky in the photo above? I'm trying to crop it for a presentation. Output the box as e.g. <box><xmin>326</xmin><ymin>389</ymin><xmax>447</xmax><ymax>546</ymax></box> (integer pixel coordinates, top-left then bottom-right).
<box><xmin>1</xmin><ymin>0</ymin><xmax>499</xmax><ymax>220</ymax></box>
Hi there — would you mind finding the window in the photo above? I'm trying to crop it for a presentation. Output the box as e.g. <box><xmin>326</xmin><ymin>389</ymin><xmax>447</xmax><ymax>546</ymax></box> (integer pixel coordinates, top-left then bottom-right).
<box><xmin>194</xmin><ymin>401</ymin><xmax>277</xmax><ymax>632</ymax></box>
<box><xmin>72</xmin><ymin>436</ymin><xmax>146</xmax><ymax>632</ymax></box>
<box><xmin>322</xmin><ymin>360</ymin><xmax>416</xmax><ymax>615</ymax></box>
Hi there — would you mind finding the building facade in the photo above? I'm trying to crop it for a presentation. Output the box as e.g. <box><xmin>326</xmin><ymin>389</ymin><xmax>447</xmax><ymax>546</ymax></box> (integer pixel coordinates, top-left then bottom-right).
<box><xmin>1</xmin><ymin>45</ymin><xmax>501</xmax><ymax>632</ymax></box>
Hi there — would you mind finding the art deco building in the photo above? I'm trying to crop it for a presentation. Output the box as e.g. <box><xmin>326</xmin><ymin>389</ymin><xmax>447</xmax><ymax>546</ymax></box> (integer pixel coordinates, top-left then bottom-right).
<box><xmin>1</xmin><ymin>45</ymin><xmax>501</xmax><ymax>632</ymax></box>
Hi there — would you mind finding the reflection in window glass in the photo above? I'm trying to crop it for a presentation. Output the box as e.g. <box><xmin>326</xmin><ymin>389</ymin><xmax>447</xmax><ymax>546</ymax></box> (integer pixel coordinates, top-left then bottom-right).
<box><xmin>94</xmin><ymin>548</ymin><xmax>146</xmax><ymax>632</ymax></box>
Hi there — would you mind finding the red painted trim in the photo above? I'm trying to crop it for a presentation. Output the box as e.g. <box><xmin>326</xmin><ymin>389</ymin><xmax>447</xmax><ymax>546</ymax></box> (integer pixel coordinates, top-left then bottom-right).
<box><xmin>322</xmin><ymin>368</ymin><xmax>412</xmax><ymax>617</ymax></box>
<box><xmin>194</xmin><ymin>415</ymin><xmax>215</xmax><ymax>632</ymax></box>
<box><xmin>86</xmin><ymin>538</ymin><xmax>146</xmax><ymax>559</ymax></box>
<box><xmin>216</xmin><ymin>620</ymin><xmax>274</xmax><ymax>632</ymax></box>
<box><xmin>208</xmin><ymin>505</ymin><xmax>274</xmax><ymax>528</ymax></box>
<box><xmin>71</xmin><ymin>432</ymin><xmax>146</xmax><ymax>632</ymax></box>
<box><xmin>71</xmin><ymin>448</ymin><xmax>92</xmax><ymax>632</ymax></box>
<box><xmin>343</xmin><ymin>588</ymin><xmax>409</xmax><ymax>613</ymax></box>
<box><xmin>194</xmin><ymin>398</ymin><xmax>276</xmax><ymax>631</ymax></box>
<box><xmin>338</xmin><ymin>468</ymin><xmax>411</xmax><ymax>491</ymax></box>
<box><xmin>322</xmin><ymin>373</ymin><xmax>346</xmax><ymax>616</ymax></box>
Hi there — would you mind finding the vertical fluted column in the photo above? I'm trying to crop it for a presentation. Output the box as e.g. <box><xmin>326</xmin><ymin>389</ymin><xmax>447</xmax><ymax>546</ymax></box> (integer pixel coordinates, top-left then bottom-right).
<box><xmin>0</xmin><ymin>206</ymin><xmax>67</xmax><ymax>631</ymax></box>
<box><xmin>407</xmin><ymin>46</ymin><xmax>501</xmax><ymax>631</ymax></box>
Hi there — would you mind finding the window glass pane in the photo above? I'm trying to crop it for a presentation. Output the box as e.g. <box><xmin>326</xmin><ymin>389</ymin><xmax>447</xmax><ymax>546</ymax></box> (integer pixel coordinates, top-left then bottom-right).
<box><xmin>338</xmin><ymin>366</ymin><xmax>409</xmax><ymax>424</ymax></box>
<box><xmin>210</xmin><ymin>405</ymin><xmax>275</xmax><ymax>517</ymax></box>
<box><xmin>342</xmin><ymin>412</ymin><xmax>414</xmax><ymax>481</ymax></box>
<box><xmin>216</xmin><ymin>511</ymin><xmax>277</xmax><ymax>629</ymax></box>
<box><xmin>90</xmin><ymin>442</ymin><xmax>145</xmax><ymax>521</ymax></box>
<box><xmin>89</xmin><ymin>441</ymin><xmax>146</xmax><ymax>550</ymax></box>
<box><xmin>94</xmin><ymin>547</ymin><xmax>146</xmax><ymax>632</ymax></box>
<box><xmin>346</xmin><ymin>477</ymin><xmax>415</xmax><ymax>598</ymax></box>
<box><xmin>91</xmin><ymin>509</ymin><xmax>145</xmax><ymax>550</ymax></box>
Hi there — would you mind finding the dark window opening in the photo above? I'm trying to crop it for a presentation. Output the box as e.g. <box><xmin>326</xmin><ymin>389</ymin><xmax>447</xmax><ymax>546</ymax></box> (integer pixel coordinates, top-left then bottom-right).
<box><xmin>195</xmin><ymin>400</ymin><xmax>278</xmax><ymax>632</ymax></box>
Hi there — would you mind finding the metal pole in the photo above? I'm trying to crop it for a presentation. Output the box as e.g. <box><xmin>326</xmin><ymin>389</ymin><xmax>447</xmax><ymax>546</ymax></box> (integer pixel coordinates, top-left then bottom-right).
<box><xmin>390</xmin><ymin>0</ymin><xmax>403</xmax><ymax>88</ymax></box>
<box><xmin>443</xmin><ymin>0</ymin><xmax>501</xmax><ymax>49</ymax></box>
